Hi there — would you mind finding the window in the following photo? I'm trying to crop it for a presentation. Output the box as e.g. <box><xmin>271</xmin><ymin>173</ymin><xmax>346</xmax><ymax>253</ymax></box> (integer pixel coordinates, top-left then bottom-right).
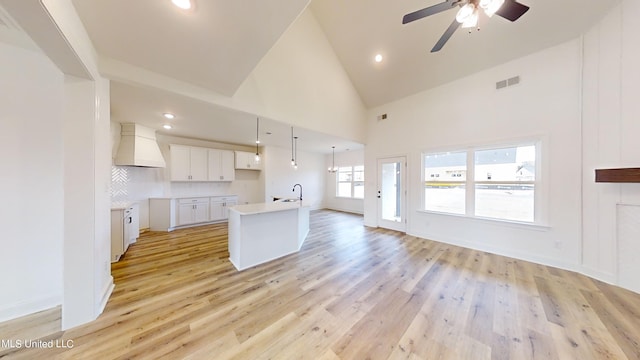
<box><xmin>337</xmin><ymin>166</ymin><xmax>364</xmax><ymax>198</ymax></box>
<box><xmin>423</xmin><ymin>142</ymin><xmax>538</xmax><ymax>223</ymax></box>
<box><xmin>424</xmin><ymin>152</ymin><xmax>466</xmax><ymax>214</ymax></box>
<box><xmin>474</xmin><ymin>146</ymin><xmax>535</xmax><ymax>222</ymax></box>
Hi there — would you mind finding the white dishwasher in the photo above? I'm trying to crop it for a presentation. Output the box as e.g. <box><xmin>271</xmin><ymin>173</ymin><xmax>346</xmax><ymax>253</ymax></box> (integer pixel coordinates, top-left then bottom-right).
<box><xmin>111</xmin><ymin>202</ymin><xmax>139</xmax><ymax>262</ymax></box>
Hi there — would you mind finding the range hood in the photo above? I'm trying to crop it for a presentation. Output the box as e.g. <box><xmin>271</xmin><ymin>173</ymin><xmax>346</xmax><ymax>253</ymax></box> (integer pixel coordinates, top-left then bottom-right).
<box><xmin>114</xmin><ymin>123</ymin><xmax>166</xmax><ymax>168</ymax></box>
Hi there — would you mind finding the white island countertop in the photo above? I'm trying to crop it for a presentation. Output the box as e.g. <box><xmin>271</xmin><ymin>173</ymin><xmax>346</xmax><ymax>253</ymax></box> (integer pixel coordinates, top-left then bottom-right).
<box><xmin>230</xmin><ymin>201</ymin><xmax>306</xmax><ymax>215</ymax></box>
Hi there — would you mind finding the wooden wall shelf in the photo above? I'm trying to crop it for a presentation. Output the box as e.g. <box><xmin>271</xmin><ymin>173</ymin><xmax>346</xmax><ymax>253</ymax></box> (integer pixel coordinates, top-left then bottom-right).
<box><xmin>595</xmin><ymin>168</ymin><xmax>640</xmax><ymax>183</ymax></box>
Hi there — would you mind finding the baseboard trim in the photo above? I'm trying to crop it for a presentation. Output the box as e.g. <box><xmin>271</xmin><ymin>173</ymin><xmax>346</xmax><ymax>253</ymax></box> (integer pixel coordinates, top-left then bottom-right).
<box><xmin>0</xmin><ymin>295</ymin><xmax>61</xmax><ymax>323</ymax></box>
<box><xmin>97</xmin><ymin>276</ymin><xmax>114</xmax><ymax>315</ymax></box>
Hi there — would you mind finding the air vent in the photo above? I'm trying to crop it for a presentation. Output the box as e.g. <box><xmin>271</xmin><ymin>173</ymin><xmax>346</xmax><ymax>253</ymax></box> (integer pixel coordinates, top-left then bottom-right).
<box><xmin>377</xmin><ymin>113</ymin><xmax>388</xmax><ymax>121</ymax></box>
<box><xmin>496</xmin><ymin>76</ymin><xmax>520</xmax><ymax>90</ymax></box>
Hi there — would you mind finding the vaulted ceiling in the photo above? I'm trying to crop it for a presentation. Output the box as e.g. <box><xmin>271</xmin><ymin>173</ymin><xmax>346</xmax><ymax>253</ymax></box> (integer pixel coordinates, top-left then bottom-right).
<box><xmin>68</xmin><ymin>0</ymin><xmax>619</xmax><ymax>151</ymax></box>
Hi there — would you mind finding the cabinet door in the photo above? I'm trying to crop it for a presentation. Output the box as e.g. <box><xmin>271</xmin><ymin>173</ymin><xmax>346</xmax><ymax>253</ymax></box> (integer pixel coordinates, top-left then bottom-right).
<box><xmin>129</xmin><ymin>203</ymin><xmax>140</xmax><ymax>240</ymax></box>
<box><xmin>235</xmin><ymin>151</ymin><xmax>261</xmax><ymax>170</ymax></box>
<box><xmin>223</xmin><ymin>200</ymin><xmax>237</xmax><ymax>219</ymax></box>
<box><xmin>208</xmin><ymin>149</ymin><xmax>235</xmax><ymax>181</ymax></box>
<box><xmin>170</xmin><ymin>145</ymin><xmax>192</xmax><ymax>181</ymax></box>
<box><xmin>207</xmin><ymin>149</ymin><xmax>223</xmax><ymax>181</ymax></box>
<box><xmin>177</xmin><ymin>203</ymin><xmax>195</xmax><ymax>225</ymax></box>
<box><xmin>194</xmin><ymin>203</ymin><xmax>209</xmax><ymax>223</ymax></box>
<box><xmin>190</xmin><ymin>147</ymin><xmax>208</xmax><ymax>181</ymax></box>
<box><xmin>210</xmin><ymin>201</ymin><xmax>225</xmax><ymax>221</ymax></box>
<box><xmin>220</xmin><ymin>150</ymin><xmax>235</xmax><ymax>181</ymax></box>
<box><xmin>234</xmin><ymin>151</ymin><xmax>249</xmax><ymax>169</ymax></box>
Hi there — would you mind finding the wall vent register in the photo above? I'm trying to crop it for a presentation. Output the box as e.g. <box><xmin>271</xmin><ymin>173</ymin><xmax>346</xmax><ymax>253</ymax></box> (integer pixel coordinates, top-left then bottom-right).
<box><xmin>496</xmin><ymin>76</ymin><xmax>520</xmax><ymax>90</ymax></box>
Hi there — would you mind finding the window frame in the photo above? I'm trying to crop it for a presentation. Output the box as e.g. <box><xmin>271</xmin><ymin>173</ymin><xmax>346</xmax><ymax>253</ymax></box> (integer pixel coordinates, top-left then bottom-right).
<box><xmin>421</xmin><ymin>139</ymin><xmax>543</xmax><ymax>225</ymax></box>
<box><xmin>336</xmin><ymin>165</ymin><xmax>364</xmax><ymax>199</ymax></box>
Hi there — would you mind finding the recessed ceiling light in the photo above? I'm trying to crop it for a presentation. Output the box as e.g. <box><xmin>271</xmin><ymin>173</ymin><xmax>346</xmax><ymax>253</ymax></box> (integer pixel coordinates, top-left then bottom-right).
<box><xmin>163</xmin><ymin>113</ymin><xmax>175</xmax><ymax>119</ymax></box>
<box><xmin>171</xmin><ymin>0</ymin><xmax>192</xmax><ymax>10</ymax></box>
<box><xmin>163</xmin><ymin>124</ymin><xmax>172</xmax><ymax>130</ymax></box>
<box><xmin>375</xmin><ymin>54</ymin><xmax>383</xmax><ymax>63</ymax></box>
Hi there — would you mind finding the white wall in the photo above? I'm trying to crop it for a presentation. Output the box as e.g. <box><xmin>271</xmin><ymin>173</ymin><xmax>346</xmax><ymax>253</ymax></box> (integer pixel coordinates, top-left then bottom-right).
<box><xmin>324</xmin><ymin>149</ymin><xmax>365</xmax><ymax>214</ymax></box>
<box><xmin>581</xmin><ymin>1</ymin><xmax>640</xmax><ymax>289</ymax></box>
<box><xmin>1</xmin><ymin>0</ymin><xmax>114</xmax><ymax>328</ymax></box>
<box><xmin>263</xmin><ymin>146</ymin><xmax>325</xmax><ymax>209</ymax></box>
<box><xmin>233</xmin><ymin>8</ymin><xmax>368</xmax><ymax>144</ymax></box>
<box><xmin>365</xmin><ymin>40</ymin><xmax>583</xmax><ymax>271</ymax></box>
<box><xmin>0</xmin><ymin>42</ymin><xmax>64</xmax><ymax>322</ymax></box>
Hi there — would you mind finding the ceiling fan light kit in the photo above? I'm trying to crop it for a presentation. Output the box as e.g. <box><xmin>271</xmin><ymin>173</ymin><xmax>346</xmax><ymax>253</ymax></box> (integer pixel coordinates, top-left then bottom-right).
<box><xmin>455</xmin><ymin>3</ymin><xmax>476</xmax><ymax>23</ymax></box>
<box><xmin>403</xmin><ymin>0</ymin><xmax>529</xmax><ymax>52</ymax></box>
<box><xmin>479</xmin><ymin>0</ymin><xmax>505</xmax><ymax>17</ymax></box>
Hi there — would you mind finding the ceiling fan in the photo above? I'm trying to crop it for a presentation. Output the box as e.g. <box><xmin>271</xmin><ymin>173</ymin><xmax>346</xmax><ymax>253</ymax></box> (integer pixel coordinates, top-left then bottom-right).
<box><xmin>402</xmin><ymin>0</ymin><xmax>530</xmax><ymax>53</ymax></box>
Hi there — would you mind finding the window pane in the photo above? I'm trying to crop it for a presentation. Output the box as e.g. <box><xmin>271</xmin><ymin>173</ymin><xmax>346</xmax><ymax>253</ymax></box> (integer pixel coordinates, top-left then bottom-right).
<box><xmin>338</xmin><ymin>167</ymin><xmax>352</xmax><ymax>182</ymax></box>
<box><xmin>354</xmin><ymin>165</ymin><xmax>364</xmax><ymax>181</ymax></box>
<box><xmin>475</xmin><ymin>184</ymin><xmax>534</xmax><ymax>222</ymax></box>
<box><xmin>353</xmin><ymin>182</ymin><xmax>364</xmax><ymax>198</ymax></box>
<box><xmin>424</xmin><ymin>184</ymin><xmax>466</xmax><ymax>214</ymax></box>
<box><xmin>337</xmin><ymin>183</ymin><xmax>352</xmax><ymax>197</ymax></box>
<box><xmin>474</xmin><ymin>145</ymin><xmax>535</xmax><ymax>182</ymax></box>
<box><xmin>424</xmin><ymin>152</ymin><xmax>467</xmax><ymax>181</ymax></box>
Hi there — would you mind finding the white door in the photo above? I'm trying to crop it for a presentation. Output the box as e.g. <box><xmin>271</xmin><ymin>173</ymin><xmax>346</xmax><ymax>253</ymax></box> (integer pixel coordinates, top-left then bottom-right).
<box><xmin>377</xmin><ymin>156</ymin><xmax>406</xmax><ymax>232</ymax></box>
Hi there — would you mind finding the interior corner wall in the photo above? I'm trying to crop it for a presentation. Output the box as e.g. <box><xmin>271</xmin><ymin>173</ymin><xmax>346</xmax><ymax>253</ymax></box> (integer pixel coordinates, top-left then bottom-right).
<box><xmin>234</xmin><ymin>8</ymin><xmax>367</xmax><ymax>144</ymax></box>
<box><xmin>364</xmin><ymin>39</ymin><xmax>583</xmax><ymax>272</ymax></box>
<box><xmin>324</xmin><ymin>149</ymin><xmax>365</xmax><ymax>214</ymax></box>
<box><xmin>0</xmin><ymin>42</ymin><xmax>64</xmax><ymax>322</ymax></box>
<box><xmin>581</xmin><ymin>0</ymin><xmax>640</xmax><ymax>290</ymax></box>
<box><xmin>62</xmin><ymin>76</ymin><xmax>99</xmax><ymax>330</ymax></box>
<box><xmin>263</xmin><ymin>146</ymin><xmax>325</xmax><ymax>209</ymax></box>
<box><xmin>95</xmin><ymin>78</ymin><xmax>114</xmax><ymax>314</ymax></box>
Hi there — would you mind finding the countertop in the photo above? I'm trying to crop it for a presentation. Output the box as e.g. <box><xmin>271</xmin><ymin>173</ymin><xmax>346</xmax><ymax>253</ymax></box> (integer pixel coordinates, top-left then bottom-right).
<box><xmin>150</xmin><ymin>194</ymin><xmax>237</xmax><ymax>200</ymax></box>
<box><xmin>230</xmin><ymin>201</ymin><xmax>307</xmax><ymax>215</ymax></box>
<box><xmin>111</xmin><ymin>201</ymin><xmax>138</xmax><ymax>211</ymax></box>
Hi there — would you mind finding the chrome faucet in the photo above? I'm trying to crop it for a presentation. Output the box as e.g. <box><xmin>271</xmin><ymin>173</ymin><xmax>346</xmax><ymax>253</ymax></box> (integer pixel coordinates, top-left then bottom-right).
<box><xmin>293</xmin><ymin>184</ymin><xmax>302</xmax><ymax>201</ymax></box>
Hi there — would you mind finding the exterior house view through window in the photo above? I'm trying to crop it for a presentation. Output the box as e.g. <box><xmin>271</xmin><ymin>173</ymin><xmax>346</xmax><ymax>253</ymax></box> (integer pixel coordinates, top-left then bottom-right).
<box><xmin>424</xmin><ymin>143</ymin><xmax>537</xmax><ymax>222</ymax></box>
<box><xmin>337</xmin><ymin>166</ymin><xmax>364</xmax><ymax>198</ymax></box>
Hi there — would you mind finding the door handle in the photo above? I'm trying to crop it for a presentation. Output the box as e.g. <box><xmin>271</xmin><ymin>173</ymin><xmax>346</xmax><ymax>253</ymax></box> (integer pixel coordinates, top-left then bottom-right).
<box><xmin>377</xmin><ymin>190</ymin><xmax>381</xmax><ymax>199</ymax></box>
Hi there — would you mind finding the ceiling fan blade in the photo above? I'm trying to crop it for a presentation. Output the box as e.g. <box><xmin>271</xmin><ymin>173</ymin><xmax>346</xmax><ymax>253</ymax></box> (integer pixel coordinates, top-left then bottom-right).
<box><xmin>402</xmin><ymin>0</ymin><xmax>458</xmax><ymax>24</ymax></box>
<box><xmin>431</xmin><ymin>18</ymin><xmax>461</xmax><ymax>52</ymax></box>
<box><xmin>494</xmin><ymin>0</ymin><xmax>530</xmax><ymax>22</ymax></box>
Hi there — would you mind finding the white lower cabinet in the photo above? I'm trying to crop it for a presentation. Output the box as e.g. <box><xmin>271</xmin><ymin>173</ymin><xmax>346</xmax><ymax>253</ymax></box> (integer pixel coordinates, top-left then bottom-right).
<box><xmin>210</xmin><ymin>196</ymin><xmax>238</xmax><ymax>221</ymax></box>
<box><xmin>111</xmin><ymin>202</ymin><xmax>139</xmax><ymax>262</ymax></box>
<box><xmin>177</xmin><ymin>198</ymin><xmax>209</xmax><ymax>226</ymax></box>
<box><xmin>150</xmin><ymin>195</ymin><xmax>237</xmax><ymax>231</ymax></box>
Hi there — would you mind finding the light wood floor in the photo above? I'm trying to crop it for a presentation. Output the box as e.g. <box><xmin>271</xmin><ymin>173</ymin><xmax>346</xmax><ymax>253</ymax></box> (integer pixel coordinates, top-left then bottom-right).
<box><xmin>1</xmin><ymin>210</ymin><xmax>639</xmax><ymax>359</ymax></box>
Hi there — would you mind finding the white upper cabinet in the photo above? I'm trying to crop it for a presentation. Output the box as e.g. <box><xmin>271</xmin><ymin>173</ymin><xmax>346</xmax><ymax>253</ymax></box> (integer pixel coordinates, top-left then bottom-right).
<box><xmin>208</xmin><ymin>149</ymin><xmax>235</xmax><ymax>181</ymax></box>
<box><xmin>170</xmin><ymin>145</ymin><xmax>236</xmax><ymax>182</ymax></box>
<box><xmin>235</xmin><ymin>151</ymin><xmax>262</xmax><ymax>171</ymax></box>
<box><xmin>170</xmin><ymin>145</ymin><xmax>208</xmax><ymax>181</ymax></box>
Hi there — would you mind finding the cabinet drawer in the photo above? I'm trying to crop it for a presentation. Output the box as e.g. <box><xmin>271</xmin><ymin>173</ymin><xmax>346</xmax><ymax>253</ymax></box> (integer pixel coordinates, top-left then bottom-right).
<box><xmin>178</xmin><ymin>198</ymin><xmax>209</xmax><ymax>205</ymax></box>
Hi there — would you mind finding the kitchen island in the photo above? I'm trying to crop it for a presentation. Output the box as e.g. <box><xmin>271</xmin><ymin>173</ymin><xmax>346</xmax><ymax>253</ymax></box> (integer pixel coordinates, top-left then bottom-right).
<box><xmin>228</xmin><ymin>201</ymin><xmax>310</xmax><ymax>271</ymax></box>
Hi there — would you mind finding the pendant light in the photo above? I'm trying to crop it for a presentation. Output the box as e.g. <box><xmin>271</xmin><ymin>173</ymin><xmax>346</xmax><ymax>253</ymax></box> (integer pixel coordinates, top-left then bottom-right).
<box><xmin>293</xmin><ymin>136</ymin><xmax>298</xmax><ymax>170</ymax></box>
<box><xmin>254</xmin><ymin>117</ymin><xmax>260</xmax><ymax>163</ymax></box>
<box><xmin>290</xmin><ymin>127</ymin><xmax>295</xmax><ymax>166</ymax></box>
<box><xmin>328</xmin><ymin>146</ymin><xmax>338</xmax><ymax>173</ymax></box>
